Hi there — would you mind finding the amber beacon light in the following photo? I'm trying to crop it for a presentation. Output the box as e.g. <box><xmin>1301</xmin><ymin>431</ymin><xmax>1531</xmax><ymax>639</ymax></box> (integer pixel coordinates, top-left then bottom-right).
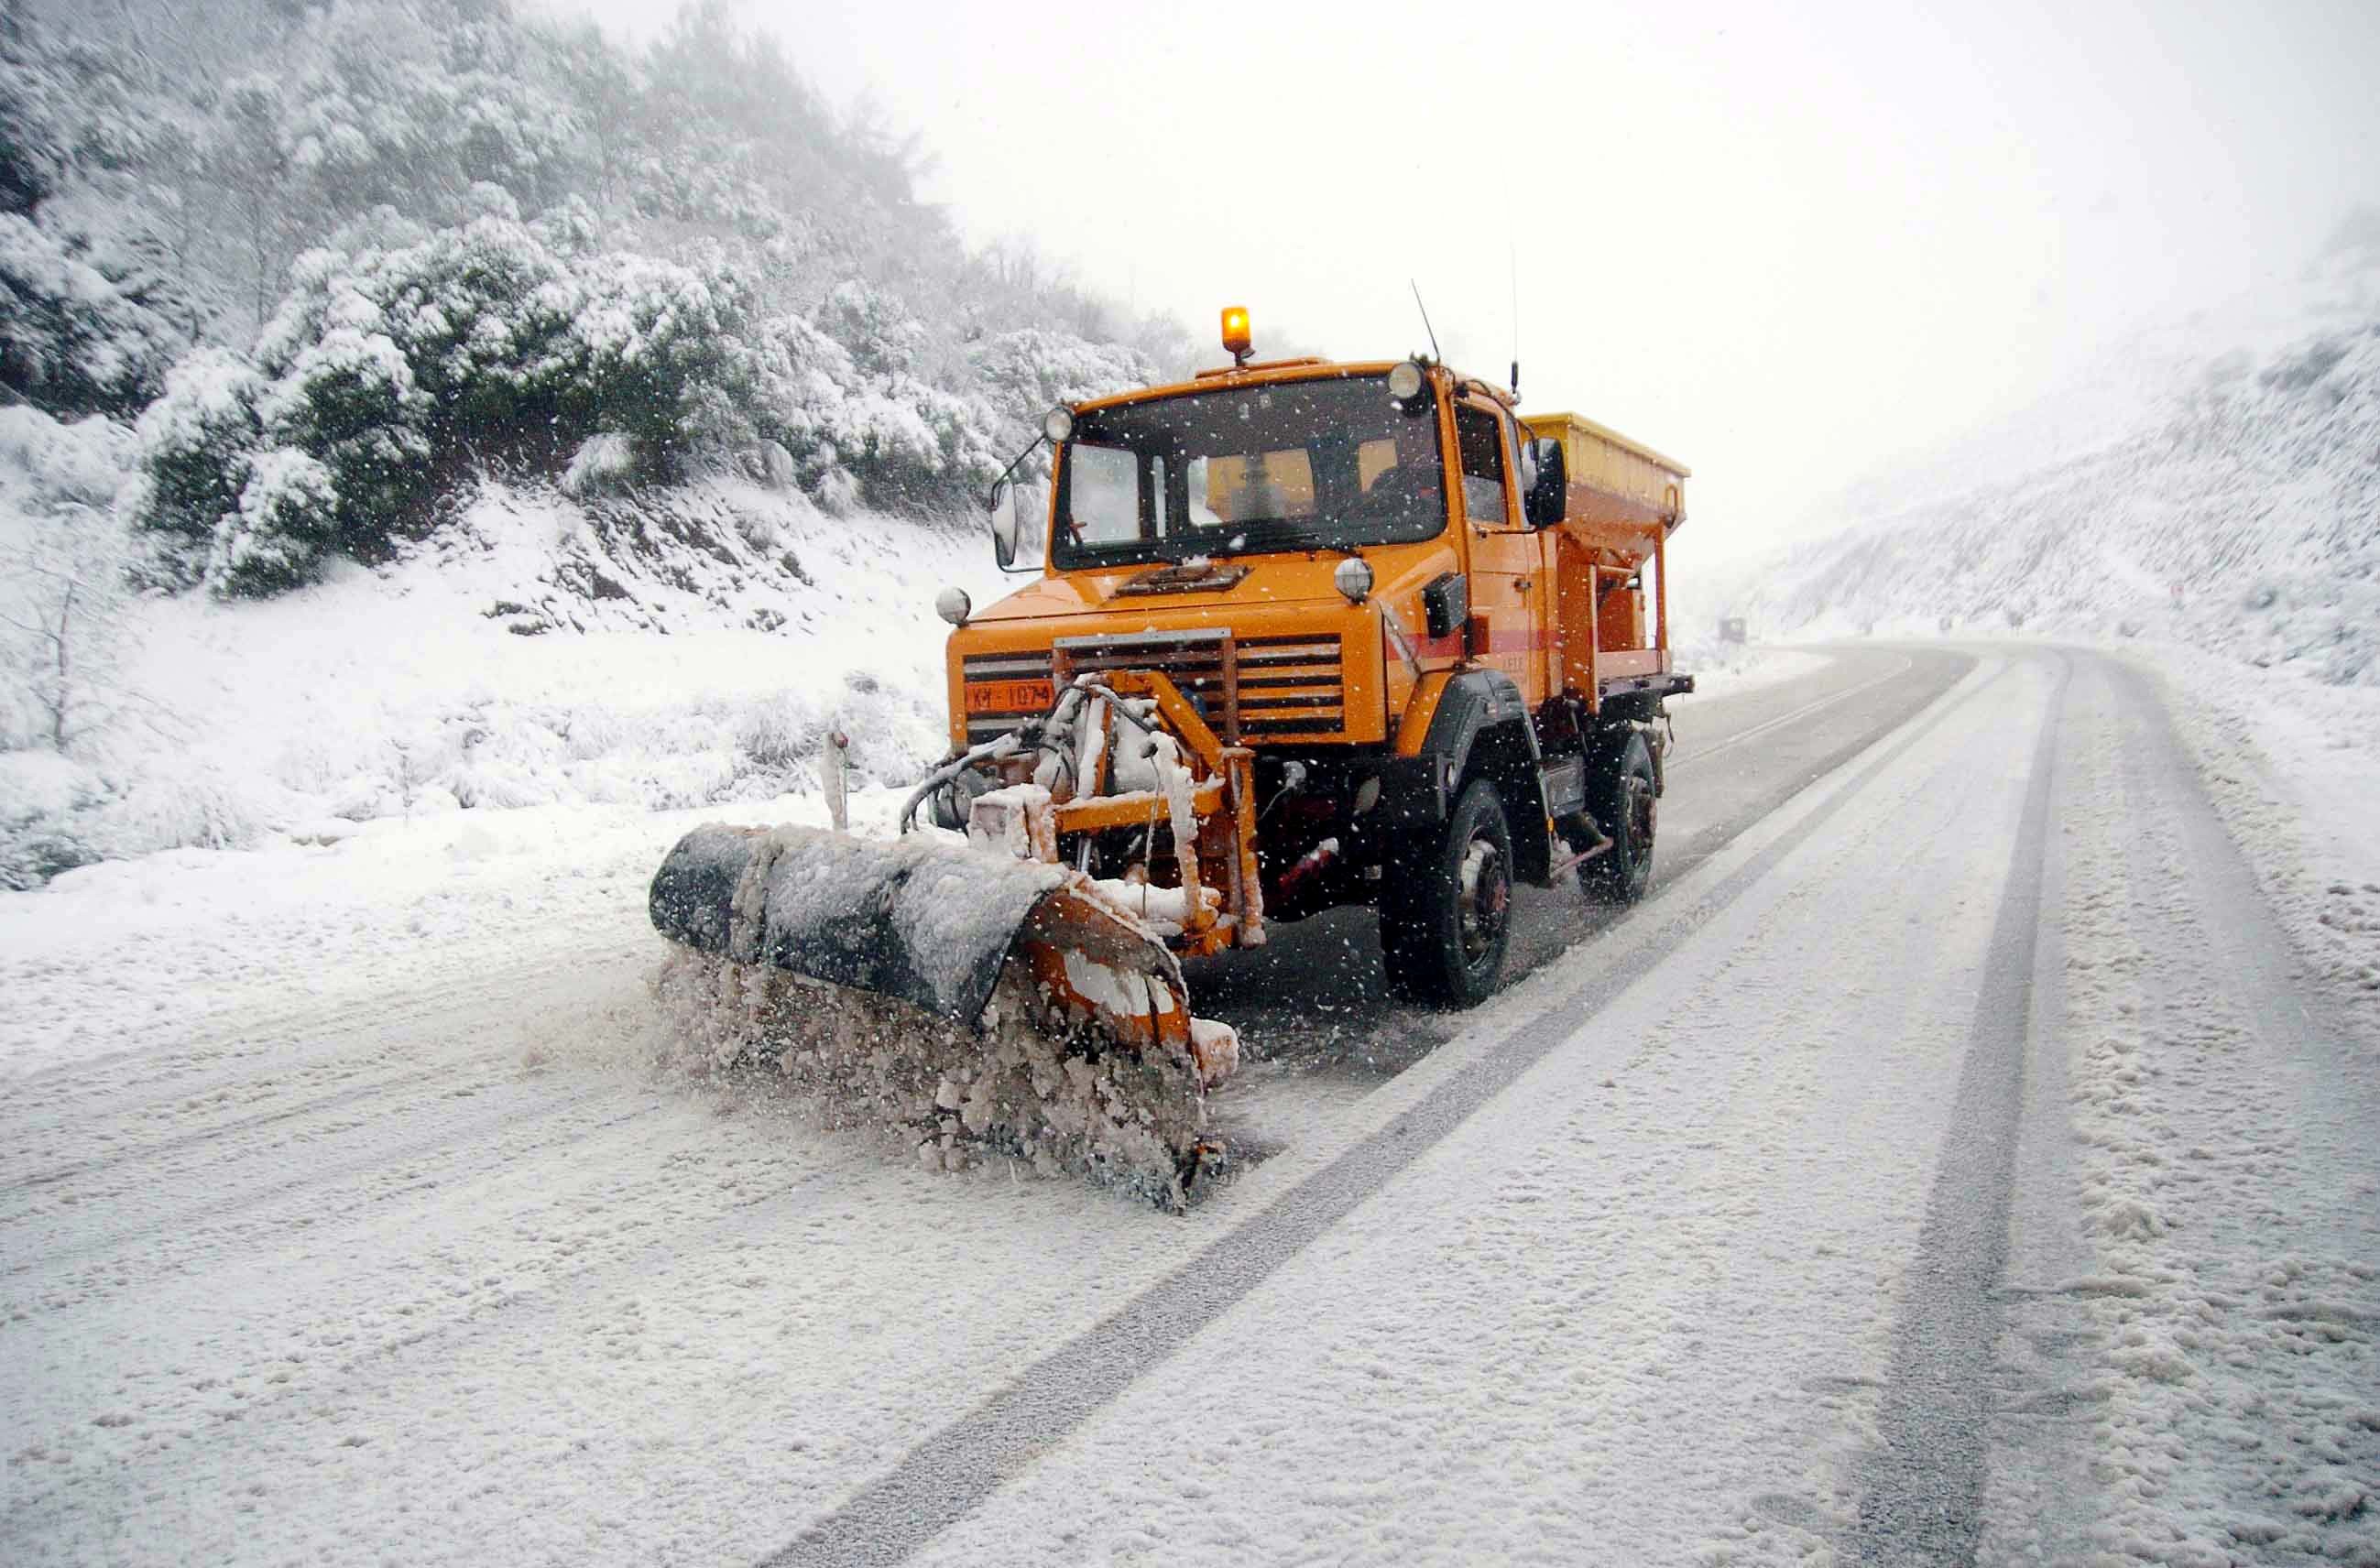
<box><xmin>1221</xmin><ymin>306</ymin><xmax>1252</xmax><ymax>365</ymax></box>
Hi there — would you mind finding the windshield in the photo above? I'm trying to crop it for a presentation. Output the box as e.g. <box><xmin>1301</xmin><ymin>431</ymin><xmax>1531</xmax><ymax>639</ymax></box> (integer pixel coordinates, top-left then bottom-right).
<box><xmin>1052</xmin><ymin>375</ymin><xmax>1445</xmax><ymax>568</ymax></box>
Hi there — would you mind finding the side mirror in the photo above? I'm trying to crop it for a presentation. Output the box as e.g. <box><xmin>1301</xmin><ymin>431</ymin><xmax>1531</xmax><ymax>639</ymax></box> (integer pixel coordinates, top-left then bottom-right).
<box><xmin>1523</xmin><ymin>437</ymin><xmax>1567</xmax><ymax>528</ymax></box>
<box><xmin>989</xmin><ymin>479</ymin><xmax>1019</xmax><ymax>568</ymax></box>
<box><xmin>1422</xmin><ymin>572</ymin><xmax>1468</xmax><ymax>640</ymax></box>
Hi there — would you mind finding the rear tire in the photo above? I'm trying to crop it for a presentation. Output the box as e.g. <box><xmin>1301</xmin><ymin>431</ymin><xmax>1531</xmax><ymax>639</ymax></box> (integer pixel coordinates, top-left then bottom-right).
<box><xmin>1380</xmin><ymin>778</ymin><xmax>1515</xmax><ymax>1007</ymax></box>
<box><xmin>1587</xmin><ymin>731</ymin><xmax>1657</xmax><ymax>904</ymax></box>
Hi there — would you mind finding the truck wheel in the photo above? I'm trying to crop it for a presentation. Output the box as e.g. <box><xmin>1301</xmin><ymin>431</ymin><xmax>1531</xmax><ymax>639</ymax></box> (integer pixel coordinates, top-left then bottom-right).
<box><xmin>1587</xmin><ymin>731</ymin><xmax>1657</xmax><ymax>904</ymax></box>
<box><xmin>1380</xmin><ymin>778</ymin><xmax>1514</xmax><ymax>1007</ymax></box>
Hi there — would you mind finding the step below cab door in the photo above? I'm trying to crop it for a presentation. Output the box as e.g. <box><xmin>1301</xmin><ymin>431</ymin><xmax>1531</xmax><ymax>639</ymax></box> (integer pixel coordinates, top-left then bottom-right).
<box><xmin>1452</xmin><ymin>397</ymin><xmax>1552</xmax><ymax>705</ymax></box>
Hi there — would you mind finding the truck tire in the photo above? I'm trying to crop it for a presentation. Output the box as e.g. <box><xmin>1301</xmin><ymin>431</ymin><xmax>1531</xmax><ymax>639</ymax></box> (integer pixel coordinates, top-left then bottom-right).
<box><xmin>1380</xmin><ymin>777</ymin><xmax>1514</xmax><ymax>1007</ymax></box>
<box><xmin>1587</xmin><ymin>730</ymin><xmax>1657</xmax><ymax>904</ymax></box>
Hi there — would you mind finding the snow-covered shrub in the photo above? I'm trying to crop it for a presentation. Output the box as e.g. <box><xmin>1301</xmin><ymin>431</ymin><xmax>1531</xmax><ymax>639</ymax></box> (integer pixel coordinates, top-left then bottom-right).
<box><xmin>564</xmin><ymin>246</ymin><xmax>758</xmax><ymax>474</ymax></box>
<box><xmin>0</xmin><ymin>212</ymin><xmax>188</xmax><ymax>417</ymax></box>
<box><xmin>0</xmin><ymin>403</ymin><xmax>135</xmax><ymax>508</ymax></box>
<box><xmin>0</xmin><ymin>748</ymin><xmax>257</xmax><ymax>888</ymax></box>
<box><xmin>133</xmin><ymin>214</ymin><xmax>782</xmax><ymax>587</ymax></box>
<box><xmin>134</xmin><ymin>348</ymin><xmax>266</xmax><ymax>568</ymax></box>
<box><xmin>0</xmin><ymin>513</ymin><xmax>137</xmax><ymax>752</ymax></box>
<box><xmin>0</xmin><ymin>750</ymin><xmax>105</xmax><ymax>888</ymax></box>
<box><xmin>92</xmin><ymin>762</ymin><xmax>259</xmax><ymax>856</ymax></box>
<box><xmin>820</xmin><ymin>279</ymin><xmax>927</xmax><ymax>377</ymax></box>
<box><xmin>733</xmin><ymin>698</ymin><xmax>813</xmax><ymax>775</ymax></box>
<box><xmin>746</xmin><ymin>311</ymin><xmax>1006</xmax><ymax>516</ymax></box>
<box><xmin>257</xmin><ymin>215</ymin><xmax>576</xmax><ymax>460</ymax></box>
<box><xmin>257</xmin><ymin>325</ymin><xmax>431</xmax><ymax>550</ymax></box>
<box><xmin>561</xmin><ymin>432</ymin><xmax>637</xmax><ymax>497</ymax></box>
<box><xmin>969</xmin><ymin>327</ymin><xmax>1152</xmax><ymax>431</ymax></box>
<box><xmin>209</xmin><ymin>448</ymin><xmax>338</xmax><ymax>596</ymax></box>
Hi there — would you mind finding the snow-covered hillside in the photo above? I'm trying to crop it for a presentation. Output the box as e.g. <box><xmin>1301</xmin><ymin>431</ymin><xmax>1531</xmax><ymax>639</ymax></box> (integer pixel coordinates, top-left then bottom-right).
<box><xmin>1711</xmin><ymin>217</ymin><xmax>2380</xmax><ymax>687</ymax></box>
<box><xmin>0</xmin><ymin>404</ymin><xmax>1007</xmax><ymax>887</ymax></box>
<box><xmin>0</xmin><ymin>0</ymin><xmax>1166</xmax><ymax>887</ymax></box>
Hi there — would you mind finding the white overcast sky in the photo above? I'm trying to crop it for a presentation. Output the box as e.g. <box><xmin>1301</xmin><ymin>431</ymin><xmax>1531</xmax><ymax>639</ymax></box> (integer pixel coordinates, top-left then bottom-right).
<box><xmin>557</xmin><ymin>0</ymin><xmax>2379</xmax><ymax>564</ymax></box>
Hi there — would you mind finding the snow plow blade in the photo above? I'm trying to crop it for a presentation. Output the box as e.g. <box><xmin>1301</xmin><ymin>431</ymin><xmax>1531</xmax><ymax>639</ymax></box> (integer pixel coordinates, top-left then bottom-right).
<box><xmin>647</xmin><ymin>823</ymin><xmax>1235</xmax><ymax>1204</ymax></box>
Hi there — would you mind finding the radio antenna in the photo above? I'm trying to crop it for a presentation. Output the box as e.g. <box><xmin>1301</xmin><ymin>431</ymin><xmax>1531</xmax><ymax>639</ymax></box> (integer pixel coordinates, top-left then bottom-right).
<box><xmin>1508</xmin><ymin>242</ymin><xmax>1521</xmax><ymax>397</ymax></box>
<box><xmin>1408</xmin><ymin>279</ymin><xmax>1442</xmax><ymax>364</ymax></box>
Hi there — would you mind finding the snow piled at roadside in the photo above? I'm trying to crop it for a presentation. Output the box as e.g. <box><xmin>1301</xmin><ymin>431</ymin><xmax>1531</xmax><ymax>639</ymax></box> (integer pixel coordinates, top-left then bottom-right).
<box><xmin>2157</xmin><ymin>648</ymin><xmax>2380</xmax><ymax>1012</ymax></box>
<box><xmin>2027</xmin><ymin>646</ymin><xmax>2378</xmax><ymax>1566</ymax></box>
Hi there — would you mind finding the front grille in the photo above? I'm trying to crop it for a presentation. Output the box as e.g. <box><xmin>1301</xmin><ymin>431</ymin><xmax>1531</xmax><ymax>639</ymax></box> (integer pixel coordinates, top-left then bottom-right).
<box><xmin>1049</xmin><ymin>627</ymin><xmax>1347</xmax><ymax>743</ymax></box>
<box><xmin>1235</xmin><ymin>633</ymin><xmax>1347</xmax><ymax>738</ymax></box>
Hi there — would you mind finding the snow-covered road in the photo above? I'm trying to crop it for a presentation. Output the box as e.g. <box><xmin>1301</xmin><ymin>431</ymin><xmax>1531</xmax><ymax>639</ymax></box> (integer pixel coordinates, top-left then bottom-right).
<box><xmin>5</xmin><ymin>646</ymin><xmax>2374</xmax><ymax>1566</ymax></box>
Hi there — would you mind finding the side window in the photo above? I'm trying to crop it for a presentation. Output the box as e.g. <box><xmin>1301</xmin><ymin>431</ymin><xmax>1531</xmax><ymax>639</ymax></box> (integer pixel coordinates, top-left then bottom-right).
<box><xmin>1455</xmin><ymin>405</ymin><xmax>1509</xmax><ymax>525</ymax></box>
<box><xmin>1064</xmin><ymin>444</ymin><xmax>1141</xmax><ymax>545</ymax></box>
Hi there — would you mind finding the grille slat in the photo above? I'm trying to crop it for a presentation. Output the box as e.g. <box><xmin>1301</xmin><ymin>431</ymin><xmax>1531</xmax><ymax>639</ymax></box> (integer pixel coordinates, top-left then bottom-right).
<box><xmin>960</xmin><ymin>653</ymin><xmax>1056</xmax><ymax>678</ymax></box>
<box><xmin>1239</xmin><ymin>693</ymin><xmax>1343</xmax><ymax>710</ymax></box>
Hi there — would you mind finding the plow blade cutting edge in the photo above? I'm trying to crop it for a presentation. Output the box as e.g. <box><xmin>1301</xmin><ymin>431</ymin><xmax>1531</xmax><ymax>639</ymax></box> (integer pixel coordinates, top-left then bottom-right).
<box><xmin>647</xmin><ymin>822</ymin><xmax>1236</xmax><ymax>1204</ymax></box>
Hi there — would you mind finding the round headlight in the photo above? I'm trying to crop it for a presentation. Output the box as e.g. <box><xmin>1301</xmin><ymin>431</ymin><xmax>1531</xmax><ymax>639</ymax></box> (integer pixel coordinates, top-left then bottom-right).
<box><xmin>1386</xmin><ymin>360</ymin><xmax>1425</xmax><ymax>401</ymax></box>
<box><xmin>935</xmin><ymin>585</ymin><xmax>972</xmax><ymax>626</ymax></box>
<box><xmin>1332</xmin><ymin>556</ymin><xmax>1374</xmax><ymax>604</ymax></box>
<box><xmin>1042</xmin><ymin>406</ymin><xmax>1075</xmax><ymax>443</ymax></box>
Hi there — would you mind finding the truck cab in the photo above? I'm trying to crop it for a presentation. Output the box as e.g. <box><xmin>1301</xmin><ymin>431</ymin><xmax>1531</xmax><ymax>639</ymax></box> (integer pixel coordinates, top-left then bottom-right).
<box><xmin>940</xmin><ymin>336</ymin><xmax>1689</xmax><ymax>1006</ymax></box>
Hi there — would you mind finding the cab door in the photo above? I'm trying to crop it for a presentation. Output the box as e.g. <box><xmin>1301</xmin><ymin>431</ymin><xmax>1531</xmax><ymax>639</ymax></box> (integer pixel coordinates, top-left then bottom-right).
<box><xmin>1452</xmin><ymin>398</ymin><xmax>1552</xmax><ymax>702</ymax></box>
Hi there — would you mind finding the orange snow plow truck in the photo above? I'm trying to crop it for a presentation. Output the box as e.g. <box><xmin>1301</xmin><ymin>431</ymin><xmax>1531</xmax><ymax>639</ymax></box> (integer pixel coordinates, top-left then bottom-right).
<box><xmin>649</xmin><ymin>312</ymin><xmax>1688</xmax><ymax>1199</ymax></box>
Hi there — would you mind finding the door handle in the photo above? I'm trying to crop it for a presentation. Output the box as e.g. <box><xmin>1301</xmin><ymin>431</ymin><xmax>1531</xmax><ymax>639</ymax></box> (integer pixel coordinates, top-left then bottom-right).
<box><xmin>1515</xmin><ymin>577</ymin><xmax>1533</xmax><ymax>592</ymax></box>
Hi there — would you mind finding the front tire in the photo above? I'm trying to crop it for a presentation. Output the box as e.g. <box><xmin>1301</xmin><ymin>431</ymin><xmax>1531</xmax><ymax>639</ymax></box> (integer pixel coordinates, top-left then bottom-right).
<box><xmin>1380</xmin><ymin>778</ymin><xmax>1515</xmax><ymax>1007</ymax></box>
<box><xmin>1587</xmin><ymin>731</ymin><xmax>1657</xmax><ymax>904</ymax></box>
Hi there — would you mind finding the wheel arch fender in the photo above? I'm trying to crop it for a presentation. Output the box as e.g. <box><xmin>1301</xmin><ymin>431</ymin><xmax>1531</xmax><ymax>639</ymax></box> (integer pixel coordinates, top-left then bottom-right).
<box><xmin>1382</xmin><ymin>670</ymin><xmax>1558</xmax><ymax>885</ymax></box>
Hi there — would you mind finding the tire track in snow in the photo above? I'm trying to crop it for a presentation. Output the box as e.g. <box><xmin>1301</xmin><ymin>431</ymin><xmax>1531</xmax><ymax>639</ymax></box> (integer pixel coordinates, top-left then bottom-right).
<box><xmin>0</xmin><ymin>1095</ymin><xmax>822</xmax><ymax>1543</ymax></box>
<box><xmin>1</xmin><ymin>1082</ymin><xmax>654</xmax><ymax>1295</ymax></box>
<box><xmin>1847</xmin><ymin>650</ymin><xmax>2069</xmax><ymax>1564</ymax></box>
<box><xmin>0</xmin><ymin>938</ymin><xmax>652</xmax><ymax>1182</ymax></box>
<box><xmin>1671</xmin><ymin>651</ymin><xmax>1914</xmax><ymax>765</ymax></box>
<box><xmin>3</xmin><ymin>1060</ymin><xmax>468</xmax><ymax>1196</ymax></box>
<box><xmin>759</xmin><ymin>657</ymin><xmax>2016</xmax><ymax>1568</ymax></box>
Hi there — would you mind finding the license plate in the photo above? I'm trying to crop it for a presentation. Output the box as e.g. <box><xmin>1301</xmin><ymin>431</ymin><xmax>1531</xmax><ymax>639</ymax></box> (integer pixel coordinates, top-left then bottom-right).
<box><xmin>966</xmin><ymin>678</ymin><xmax>1053</xmax><ymax>714</ymax></box>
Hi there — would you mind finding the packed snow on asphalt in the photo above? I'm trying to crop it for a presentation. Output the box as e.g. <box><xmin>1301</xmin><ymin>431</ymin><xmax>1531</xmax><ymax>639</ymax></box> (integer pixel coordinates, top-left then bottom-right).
<box><xmin>3</xmin><ymin>643</ymin><xmax>2375</xmax><ymax>1567</ymax></box>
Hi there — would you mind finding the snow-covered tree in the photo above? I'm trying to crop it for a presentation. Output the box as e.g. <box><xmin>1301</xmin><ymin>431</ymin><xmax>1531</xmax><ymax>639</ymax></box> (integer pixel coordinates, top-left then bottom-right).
<box><xmin>0</xmin><ymin>406</ymin><xmax>143</xmax><ymax>750</ymax></box>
